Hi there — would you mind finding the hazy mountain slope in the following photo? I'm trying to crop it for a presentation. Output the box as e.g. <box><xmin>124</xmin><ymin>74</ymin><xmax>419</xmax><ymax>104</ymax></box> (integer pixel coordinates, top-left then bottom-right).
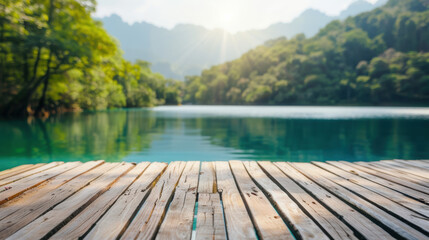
<box><xmin>183</xmin><ymin>0</ymin><xmax>429</xmax><ymax>106</ymax></box>
<box><xmin>100</xmin><ymin>0</ymin><xmax>387</xmax><ymax>79</ymax></box>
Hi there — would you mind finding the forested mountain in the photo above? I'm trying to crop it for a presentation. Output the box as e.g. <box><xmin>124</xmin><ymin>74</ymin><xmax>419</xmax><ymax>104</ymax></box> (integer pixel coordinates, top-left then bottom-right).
<box><xmin>0</xmin><ymin>0</ymin><xmax>182</xmax><ymax>117</ymax></box>
<box><xmin>184</xmin><ymin>0</ymin><xmax>429</xmax><ymax>106</ymax></box>
<box><xmin>100</xmin><ymin>0</ymin><xmax>387</xmax><ymax>79</ymax></box>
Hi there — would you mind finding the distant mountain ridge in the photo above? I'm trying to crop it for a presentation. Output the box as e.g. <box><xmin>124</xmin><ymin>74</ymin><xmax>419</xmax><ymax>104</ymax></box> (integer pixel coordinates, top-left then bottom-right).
<box><xmin>99</xmin><ymin>0</ymin><xmax>387</xmax><ymax>79</ymax></box>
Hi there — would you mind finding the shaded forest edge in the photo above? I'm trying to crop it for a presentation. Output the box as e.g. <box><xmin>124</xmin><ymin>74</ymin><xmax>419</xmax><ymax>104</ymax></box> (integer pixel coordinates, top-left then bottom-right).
<box><xmin>183</xmin><ymin>0</ymin><xmax>429</xmax><ymax>106</ymax></box>
<box><xmin>0</xmin><ymin>0</ymin><xmax>182</xmax><ymax>118</ymax></box>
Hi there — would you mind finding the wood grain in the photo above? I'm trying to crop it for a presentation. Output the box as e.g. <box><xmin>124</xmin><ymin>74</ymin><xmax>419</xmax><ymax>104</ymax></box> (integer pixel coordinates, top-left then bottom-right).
<box><xmin>216</xmin><ymin>161</ymin><xmax>257</xmax><ymax>240</ymax></box>
<box><xmin>244</xmin><ymin>161</ymin><xmax>329</xmax><ymax>240</ymax></box>
<box><xmin>156</xmin><ymin>161</ymin><xmax>200</xmax><ymax>240</ymax></box>
<box><xmin>0</xmin><ymin>162</ymin><xmax>76</xmax><ymax>204</ymax></box>
<box><xmin>196</xmin><ymin>161</ymin><xmax>226</xmax><ymax>240</ymax></box>
<box><xmin>196</xmin><ymin>193</ymin><xmax>227</xmax><ymax>240</ymax></box>
<box><xmin>1</xmin><ymin>160</ymin><xmax>427</xmax><ymax>240</ymax></box>
<box><xmin>230</xmin><ymin>160</ymin><xmax>292</xmax><ymax>240</ymax></box>
<box><xmin>8</xmin><ymin>162</ymin><xmax>133</xmax><ymax>240</ymax></box>
<box><xmin>120</xmin><ymin>161</ymin><xmax>186</xmax><ymax>240</ymax></box>
<box><xmin>0</xmin><ymin>162</ymin><xmax>62</xmax><ymax>187</ymax></box>
<box><xmin>329</xmin><ymin>161</ymin><xmax>429</xmax><ymax>203</ymax></box>
<box><xmin>51</xmin><ymin>162</ymin><xmax>150</xmax><ymax>240</ymax></box>
<box><xmin>84</xmin><ymin>162</ymin><xmax>167</xmax><ymax>240</ymax></box>
<box><xmin>0</xmin><ymin>164</ymin><xmax>45</xmax><ymax>181</ymax></box>
<box><xmin>291</xmin><ymin>162</ymin><xmax>428</xmax><ymax>239</ymax></box>
<box><xmin>314</xmin><ymin>161</ymin><xmax>429</xmax><ymax>218</ymax></box>
<box><xmin>275</xmin><ymin>162</ymin><xmax>394</xmax><ymax>240</ymax></box>
<box><xmin>258</xmin><ymin>161</ymin><xmax>357</xmax><ymax>240</ymax></box>
<box><xmin>342</xmin><ymin>161</ymin><xmax>429</xmax><ymax>198</ymax></box>
<box><xmin>367</xmin><ymin>161</ymin><xmax>429</xmax><ymax>188</ymax></box>
<box><xmin>0</xmin><ymin>161</ymin><xmax>103</xmax><ymax>238</ymax></box>
<box><xmin>198</xmin><ymin>162</ymin><xmax>216</xmax><ymax>193</ymax></box>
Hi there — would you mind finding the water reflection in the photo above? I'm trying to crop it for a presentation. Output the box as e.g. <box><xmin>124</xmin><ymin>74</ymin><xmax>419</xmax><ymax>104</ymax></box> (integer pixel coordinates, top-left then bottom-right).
<box><xmin>0</xmin><ymin>107</ymin><xmax>428</xmax><ymax>170</ymax></box>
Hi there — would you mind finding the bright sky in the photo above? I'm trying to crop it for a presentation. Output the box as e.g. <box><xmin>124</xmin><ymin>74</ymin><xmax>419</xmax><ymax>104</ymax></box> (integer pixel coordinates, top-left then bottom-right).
<box><xmin>95</xmin><ymin>0</ymin><xmax>378</xmax><ymax>33</ymax></box>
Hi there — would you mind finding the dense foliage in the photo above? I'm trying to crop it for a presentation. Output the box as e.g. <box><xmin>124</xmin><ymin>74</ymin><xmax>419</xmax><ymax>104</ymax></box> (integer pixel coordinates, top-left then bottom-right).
<box><xmin>184</xmin><ymin>0</ymin><xmax>429</xmax><ymax>105</ymax></box>
<box><xmin>0</xmin><ymin>0</ymin><xmax>181</xmax><ymax>117</ymax></box>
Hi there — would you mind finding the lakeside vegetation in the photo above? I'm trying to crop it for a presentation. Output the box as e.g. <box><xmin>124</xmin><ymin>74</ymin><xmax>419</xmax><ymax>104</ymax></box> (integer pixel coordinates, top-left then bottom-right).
<box><xmin>1</xmin><ymin>0</ymin><xmax>428</xmax><ymax>118</ymax></box>
<box><xmin>184</xmin><ymin>0</ymin><xmax>429</xmax><ymax>105</ymax></box>
<box><xmin>0</xmin><ymin>0</ymin><xmax>182</xmax><ymax>117</ymax></box>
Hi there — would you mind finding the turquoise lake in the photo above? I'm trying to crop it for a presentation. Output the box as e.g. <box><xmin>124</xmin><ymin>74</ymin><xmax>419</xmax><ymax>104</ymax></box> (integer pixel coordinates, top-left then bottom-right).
<box><xmin>0</xmin><ymin>106</ymin><xmax>429</xmax><ymax>170</ymax></box>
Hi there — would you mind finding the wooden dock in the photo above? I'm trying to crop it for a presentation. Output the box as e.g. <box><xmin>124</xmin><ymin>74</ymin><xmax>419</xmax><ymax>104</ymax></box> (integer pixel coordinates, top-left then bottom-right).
<box><xmin>0</xmin><ymin>160</ymin><xmax>428</xmax><ymax>240</ymax></box>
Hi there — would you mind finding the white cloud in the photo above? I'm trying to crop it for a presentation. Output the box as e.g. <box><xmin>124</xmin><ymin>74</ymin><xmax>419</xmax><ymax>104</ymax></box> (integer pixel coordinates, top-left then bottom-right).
<box><xmin>94</xmin><ymin>0</ymin><xmax>376</xmax><ymax>32</ymax></box>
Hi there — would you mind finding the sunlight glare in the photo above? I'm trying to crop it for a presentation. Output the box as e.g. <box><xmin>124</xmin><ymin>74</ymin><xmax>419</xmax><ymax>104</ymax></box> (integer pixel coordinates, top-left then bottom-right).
<box><xmin>216</xmin><ymin>3</ymin><xmax>241</xmax><ymax>32</ymax></box>
<box><xmin>220</xmin><ymin>12</ymin><xmax>234</xmax><ymax>28</ymax></box>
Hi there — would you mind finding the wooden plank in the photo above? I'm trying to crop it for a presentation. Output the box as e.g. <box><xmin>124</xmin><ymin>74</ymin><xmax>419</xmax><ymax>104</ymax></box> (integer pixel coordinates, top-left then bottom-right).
<box><xmin>0</xmin><ymin>161</ymin><xmax>104</xmax><ymax>238</ymax></box>
<box><xmin>84</xmin><ymin>162</ymin><xmax>167</xmax><ymax>240</ymax></box>
<box><xmin>0</xmin><ymin>162</ymin><xmax>76</xmax><ymax>204</ymax></box>
<box><xmin>369</xmin><ymin>162</ymin><xmax>429</xmax><ymax>187</ymax></box>
<box><xmin>259</xmin><ymin>162</ymin><xmax>357</xmax><ymax>240</ymax></box>
<box><xmin>343</xmin><ymin>161</ymin><xmax>429</xmax><ymax>198</ymax></box>
<box><xmin>243</xmin><ymin>161</ymin><xmax>329</xmax><ymax>240</ymax></box>
<box><xmin>0</xmin><ymin>165</ymin><xmax>32</xmax><ymax>177</ymax></box>
<box><xmin>156</xmin><ymin>161</ymin><xmax>200</xmax><ymax>240</ymax></box>
<box><xmin>229</xmin><ymin>160</ymin><xmax>292</xmax><ymax>240</ymax></box>
<box><xmin>357</xmin><ymin>162</ymin><xmax>429</xmax><ymax>189</ymax></box>
<box><xmin>0</xmin><ymin>164</ymin><xmax>45</xmax><ymax>181</ymax></box>
<box><xmin>274</xmin><ymin>162</ymin><xmax>394</xmax><ymax>240</ymax></box>
<box><xmin>0</xmin><ymin>162</ymin><xmax>62</xmax><ymax>186</ymax></box>
<box><xmin>396</xmin><ymin>160</ymin><xmax>429</xmax><ymax>170</ymax></box>
<box><xmin>196</xmin><ymin>161</ymin><xmax>226</xmax><ymax>240</ymax></box>
<box><xmin>196</xmin><ymin>193</ymin><xmax>227</xmax><ymax>240</ymax></box>
<box><xmin>329</xmin><ymin>161</ymin><xmax>429</xmax><ymax>203</ymax></box>
<box><xmin>198</xmin><ymin>162</ymin><xmax>216</xmax><ymax>193</ymax></box>
<box><xmin>314</xmin><ymin>162</ymin><xmax>429</xmax><ymax>218</ymax></box>
<box><xmin>8</xmin><ymin>162</ymin><xmax>133</xmax><ymax>240</ymax></box>
<box><xmin>120</xmin><ymin>161</ymin><xmax>187</xmax><ymax>240</ymax></box>
<box><xmin>215</xmin><ymin>161</ymin><xmax>257</xmax><ymax>240</ymax></box>
<box><xmin>291</xmin><ymin>162</ymin><xmax>428</xmax><ymax>239</ymax></box>
<box><xmin>382</xmin><ymin>160</ymin><xmax>429</xmax><ymax>180</ymax></box>
<box><xmin>50</xmin><ymin>162</ymin><xmax>150</xmax><ymax>240</ymax></box>
<box><xmin>410</xmin><ymin>160</ymin><xmax>429</xmax><ymax>167</ymax></box>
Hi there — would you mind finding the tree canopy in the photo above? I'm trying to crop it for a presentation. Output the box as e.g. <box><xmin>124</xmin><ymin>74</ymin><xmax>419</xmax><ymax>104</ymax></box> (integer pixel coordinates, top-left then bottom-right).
<box><xmin>0</xmin><ymin>0</ymin><xmax>182</xmax><ymax>117</ymax></box>
<box><xmin>184</xmin><ymin>0</ymin><xmax>429</xmax><ymax>106</ymax></box>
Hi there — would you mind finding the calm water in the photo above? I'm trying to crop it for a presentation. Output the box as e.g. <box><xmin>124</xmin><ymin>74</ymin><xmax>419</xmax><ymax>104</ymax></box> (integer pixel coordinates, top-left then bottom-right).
<box><xmin>0</xmin><ymin>106</ymin><xmax>429</xmax><ymax>170</ymax></box>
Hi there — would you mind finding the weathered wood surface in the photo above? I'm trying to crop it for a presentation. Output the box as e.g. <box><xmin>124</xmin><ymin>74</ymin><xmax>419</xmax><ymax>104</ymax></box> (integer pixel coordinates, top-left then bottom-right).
<box><xmin>50</xmin><ymin>162</ymin><xmax>150</xmax><ymax>240</ymax></box>
<box><xmin>336</xmin><ymin>161</ymin><xmax>429</xmax><ymax>202</ymax></box>
<box><xmin>275</xmin><ymin>162</ymin><xmax>395</xmax><ymax>240</ymax></box>
<box><xmin>314</xmin><ymin>162</ymin><xmax>429</xmax><ymax>218</ymax></box>
<box><xmin>216</xmin><ymin>161</ymin><xmax>257</xmax><ymax>240</ymax></box>
<box><xmin>0</xmin><ymin>162</ymin><xmax>59</xmax><ymax>186</ymax></box>
<box><xmin>258</xmin><ymin>161</ymin><xmax>357</xmax><ymax>240</ymax></box>
<box><xmin>120</xmin><ymin>161</ymin><xmax>186</xmax><ymax>240</ymax></box>
<box><xmin>365</xmin><ymin>161</ymin><xmax>429</xmax><ymax>188</ymax></box>
<box><xmin>196</xmin><ymin>193</ymin><xmax>226</xmax><ymax>240</ymax></box>
<box><xmin>85</xmin><ymin>162</ymin><xmax>167</xmax><ymax>240</ymax></box>
<box><xmin>291</xmin><ymin>162</ymin><xmax>429</xmax><ymax>239</ymax></box>
<box><xmin>156</xmin><ymin>161</ymin><xmax>200</xmax><ymax>240</ymax></box>
<box><xmin>243</xmin><ymin>161</ymin><xmax>328</xmax><ymax>240</ymax></box>
<box><xmin>195</xmin><ymin>161</ymin><xmax>226</xmax><ymax>240</ymax></box>
<box><xmin>229</xmin><ymin>160</ymin><xmax>292</xmax><ymax>240</ymax></box>
<box><xmin>0</xmin><ymin>162</ymin><xmax>75</xmax><ymax>204</ymax></box>
<box><xmin>8</xmin><ymin>162</ymin><xmax>133</xmax><ymax>240</ymax></box>
<box><xmin>0</xmin><ymin>161</ymin><xmax>104</xmax><ymax>238</ymax></box>
<box><xmin>198</xmin><ymin>162</ymin><xmax>216</xmax><ymax>193</ymax></box>
<box><xmin>0</xmin><ymin>159</ymin><xmax>427</xmax><ymax>240</ymax></box>
<box><xmin>0</xmin><ymin>164</ymin><xmax>45</xmax><ymax>181</ymax></box>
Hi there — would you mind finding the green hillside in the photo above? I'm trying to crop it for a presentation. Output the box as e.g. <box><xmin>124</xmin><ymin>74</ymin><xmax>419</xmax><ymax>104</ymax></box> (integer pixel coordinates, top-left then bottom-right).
<box><xmin>184</xmin><ymin>0</ymin><xmax>429</xmax><ymax>105</ymax></box>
